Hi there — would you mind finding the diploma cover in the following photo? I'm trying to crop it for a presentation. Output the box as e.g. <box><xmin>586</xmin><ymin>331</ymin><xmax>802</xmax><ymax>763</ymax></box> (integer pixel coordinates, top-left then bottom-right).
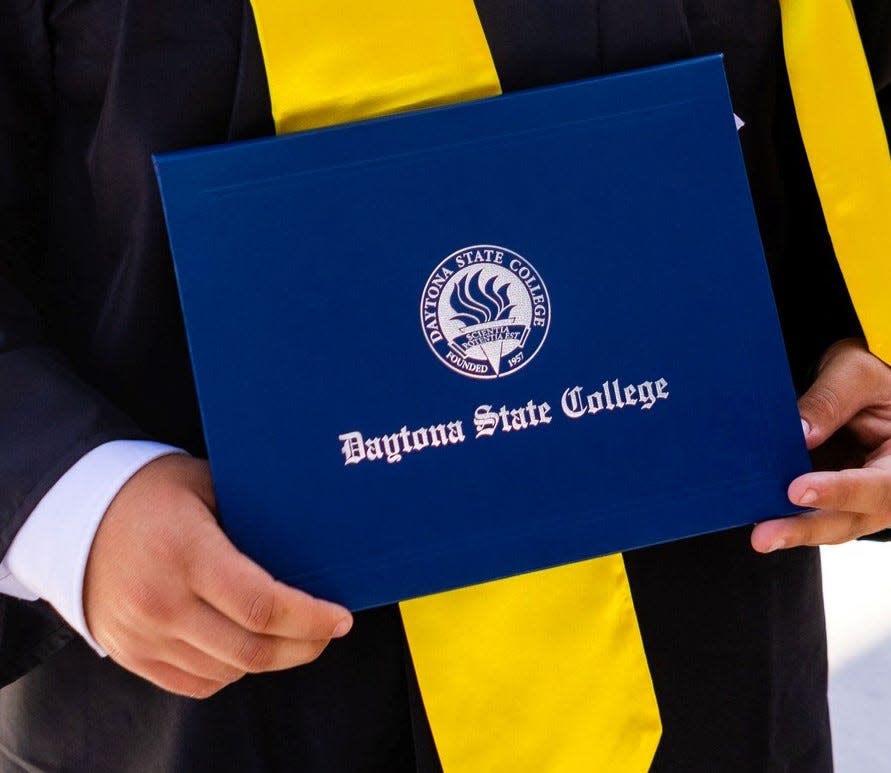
<box><xmin>155</xmin><ymin>55</ymin><xmax>810</xmax><ymax>609</ymax></box>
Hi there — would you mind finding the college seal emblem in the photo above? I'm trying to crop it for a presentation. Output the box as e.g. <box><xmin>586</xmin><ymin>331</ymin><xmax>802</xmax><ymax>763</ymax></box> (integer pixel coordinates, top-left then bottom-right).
<box><xmin>420</xmin><ymin>245</ymin><xmax>551</xmax><ymax>379</ymax></box>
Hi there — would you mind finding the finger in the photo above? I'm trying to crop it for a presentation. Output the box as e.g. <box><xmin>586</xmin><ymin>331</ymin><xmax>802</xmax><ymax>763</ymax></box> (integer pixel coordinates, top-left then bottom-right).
<box><xmin>98</xmin><ymin>588</ymin><xmax>333</xmax><ymax>676</ymax></box>
<box><xmin>95</xmin><ymin>614</ymin><xmax>246</xmax><ymax>684</ymax></box>
<box><xmin>151</xmin><ymin>638</ymin><xmax>246</xmax><ymax>685</ymax></box>
<box><xmin>751</xmin><ymin>508</ymin><xmax>886</xmax><ymax>551</ymax></box>
<box><xmin>111</xmin><ymin>650</ymin><xmax>229</xmax><ymax>700</ymax></box>
<box><xmin>186</xmin><ymin>520</ymin><xmax>352</xmax><ymax>640</ymax></box>
<box><xmin>787</xmin><ymin>467</ymin><xmax>891</xmax><ymax>517</ymax></box>
<box><xmin>751</xmin><ymin>510</ymin><xmax>869</xmax><ymax>553</ymax></box>
<box><xmin>865</xmin><ymin>438</ymin><xmax>891</xmax><ymax>466</ymax></box>
<box><xmin>176</xmin><ymin>598</ymin><xmax>332</xmax><ymax>673</ymax></box>
<box><xmin>799</xmin><ymin>339</ymin><xmax>879</xmax><ymax>449</ymax></box>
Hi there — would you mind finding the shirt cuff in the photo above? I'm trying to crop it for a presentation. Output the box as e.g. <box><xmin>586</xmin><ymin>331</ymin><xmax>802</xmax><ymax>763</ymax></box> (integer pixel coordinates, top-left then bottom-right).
<box><xmin>0</xmin><ymin>440</ymin><xmax>185</xmax><ymax>655</ymax></box>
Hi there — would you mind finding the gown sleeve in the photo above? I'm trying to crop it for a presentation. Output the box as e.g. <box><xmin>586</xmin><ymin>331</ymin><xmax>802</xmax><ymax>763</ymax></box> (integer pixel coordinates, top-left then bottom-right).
<box><xmin>0</xmin><ymin>0</ymin><xmax>147</xmax><ymax>685</ymax></box>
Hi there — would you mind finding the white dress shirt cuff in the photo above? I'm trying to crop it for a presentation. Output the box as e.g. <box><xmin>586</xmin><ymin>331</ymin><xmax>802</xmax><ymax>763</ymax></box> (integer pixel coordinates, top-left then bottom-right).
<box><xmin>0</xmin><ymin>440</ymin><xmax>185</xmax><ymax>655</ymax></box>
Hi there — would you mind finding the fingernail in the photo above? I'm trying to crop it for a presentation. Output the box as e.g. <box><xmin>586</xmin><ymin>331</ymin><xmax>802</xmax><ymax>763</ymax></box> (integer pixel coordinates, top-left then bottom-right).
<box><xmin>801</xmin><ymin>418</ymin><xmax>811</xmax><ymax>438</ymax></box>
<box><xmin>332</xmin><ymin>619</ymin><xmax>353</xmax><ymax>638</ymax></box>
<box><xmin>798</xmin><ymin>488</ymin><xmax>819</xmax><ymax>506</ymax></box>
<box><xmin>766</xmin><ymin>539</ymin><xmax>786</xmax><ymax>553</ymax></box>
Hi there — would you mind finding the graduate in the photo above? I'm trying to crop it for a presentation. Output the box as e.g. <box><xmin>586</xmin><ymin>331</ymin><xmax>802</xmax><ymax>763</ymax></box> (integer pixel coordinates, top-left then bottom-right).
<box><xmin>1</xmin><ymin>2</ymin><xmax>890</xmax><ymax>770</ymax></box>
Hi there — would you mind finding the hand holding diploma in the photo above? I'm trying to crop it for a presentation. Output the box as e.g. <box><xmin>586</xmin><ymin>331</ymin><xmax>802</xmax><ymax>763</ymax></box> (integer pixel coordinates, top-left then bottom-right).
<box><xmin>752</xmin><ymin>338</ymin><xmax>891</xmax><ymax>551</ymax></box>
<box><xmin>83</xmin><ymin>455</ymin><xmax>353</xmax><ymax>698</ymax></box>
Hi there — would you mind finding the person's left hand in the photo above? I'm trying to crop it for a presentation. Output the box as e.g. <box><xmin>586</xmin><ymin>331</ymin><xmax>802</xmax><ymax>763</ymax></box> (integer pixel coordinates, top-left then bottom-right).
<box><xmin>751</xmin><ymin>338</ymin><xmax>891</xmax><ymax>552</ymax></box>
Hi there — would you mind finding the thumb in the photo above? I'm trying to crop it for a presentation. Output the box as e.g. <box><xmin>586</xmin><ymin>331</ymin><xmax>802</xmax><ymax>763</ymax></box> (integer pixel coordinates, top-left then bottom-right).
<box><xmin>798</xmin><ymin>339</ymin><xmax>873</xmax><ymax>449</ymax></box>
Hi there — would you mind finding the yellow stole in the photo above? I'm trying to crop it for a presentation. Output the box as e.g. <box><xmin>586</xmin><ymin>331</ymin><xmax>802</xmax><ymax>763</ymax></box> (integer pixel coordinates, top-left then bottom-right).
<box><xmin>247</xmin><ymin>2</ymin><xmax>660</xmax><ymax>771</ymax></box>
<box><xmin>779</xmin><ymin>0</ymin><xmax>891</xmax><ymax>364</ymax></box>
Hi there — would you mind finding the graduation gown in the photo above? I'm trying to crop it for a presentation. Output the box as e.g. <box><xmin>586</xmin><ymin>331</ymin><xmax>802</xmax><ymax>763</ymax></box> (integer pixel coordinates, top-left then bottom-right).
<box><xmin>1</xmin><ymin>1</ymin><xmax>888</xmax><ymax>770</ymax></box>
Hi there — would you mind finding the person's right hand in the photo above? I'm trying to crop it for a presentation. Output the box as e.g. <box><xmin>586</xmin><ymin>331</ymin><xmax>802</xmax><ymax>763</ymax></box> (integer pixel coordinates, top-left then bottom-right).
<box><xmin>83</xmin><ymin>454</ymin><xmax>352</xmax><ymax>698</ymax></box>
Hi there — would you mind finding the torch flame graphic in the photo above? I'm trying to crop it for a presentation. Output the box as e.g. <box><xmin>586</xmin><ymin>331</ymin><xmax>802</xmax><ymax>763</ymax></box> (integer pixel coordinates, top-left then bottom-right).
<box><xmin>447</xmin><ymin>270</ymin><xmax>521</xmax><ymax>374</ymax></box>
<box><xmin>449</xmin><ymin>269</ymin><xmax>515</xmax><ymax>326</ymax></box>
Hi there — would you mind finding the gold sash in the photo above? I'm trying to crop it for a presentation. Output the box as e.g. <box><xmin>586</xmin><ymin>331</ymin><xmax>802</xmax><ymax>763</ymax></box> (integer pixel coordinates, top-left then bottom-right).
<box><xmin>780</xmin><ymin>0</ymin><xmax>891</xmax><ymax>364</ymax></box>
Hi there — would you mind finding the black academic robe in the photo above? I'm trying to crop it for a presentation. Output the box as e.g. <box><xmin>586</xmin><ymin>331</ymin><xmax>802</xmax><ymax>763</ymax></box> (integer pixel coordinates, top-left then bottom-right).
<box><xmin>1</xmin><ymin>1</ymin><xmax>889</xmax><ymax>770</ymax></box>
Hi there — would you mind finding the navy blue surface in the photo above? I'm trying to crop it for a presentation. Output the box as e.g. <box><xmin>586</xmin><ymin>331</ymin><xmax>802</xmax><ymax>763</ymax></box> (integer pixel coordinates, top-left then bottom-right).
<box><xmin>155</xmin><ymin>56</ymin><xmax>810</xmax><ymax>610</ymax></box>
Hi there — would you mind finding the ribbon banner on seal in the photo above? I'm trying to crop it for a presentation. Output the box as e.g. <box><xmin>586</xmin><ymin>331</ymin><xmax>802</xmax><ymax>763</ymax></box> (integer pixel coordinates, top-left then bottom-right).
<box><xmin>247</xmin><ymin>1</ymin><xmax>661</xmax><ymax>771</ymax></box>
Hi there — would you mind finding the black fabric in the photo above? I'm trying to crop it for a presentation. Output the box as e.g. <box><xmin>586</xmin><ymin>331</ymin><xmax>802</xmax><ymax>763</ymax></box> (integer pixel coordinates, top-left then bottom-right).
<box><xmin>0</xmin><ymin>0</ymin><xmax>146</xmax><ymax>556</ymax></box>
<box><xmin>0</xmin><ymin>606</ymin><xmax>417</xmax><ymax>773</ymax></box>
<box><xmin>0</xmin><ymin>601</ymin><xmax>71</xmax><ymax>688</ymax></box>
<box><xmin>626</xmin><ymin>532</ymin><xmax>832</xmax><ymax>772</ymax></box>
<box><xmin>1</xmin><ymin>0</ymin><xmax>889</xmax><ymax>770</ymax></box>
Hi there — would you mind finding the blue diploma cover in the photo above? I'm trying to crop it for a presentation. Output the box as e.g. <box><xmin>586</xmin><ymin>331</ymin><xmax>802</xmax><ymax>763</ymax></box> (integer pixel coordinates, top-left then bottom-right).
<box><xmin>155</xmin><ymin>56</ymin><xmax>810</xmax><ymax>610</ymax></box>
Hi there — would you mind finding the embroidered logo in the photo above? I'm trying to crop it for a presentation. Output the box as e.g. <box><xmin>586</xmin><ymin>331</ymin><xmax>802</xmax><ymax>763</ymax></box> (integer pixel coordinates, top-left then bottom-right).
<box><xmin>420</xmin><ymin>245</ymin><xmax>550</xmax><ymax>379</ymax></box>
